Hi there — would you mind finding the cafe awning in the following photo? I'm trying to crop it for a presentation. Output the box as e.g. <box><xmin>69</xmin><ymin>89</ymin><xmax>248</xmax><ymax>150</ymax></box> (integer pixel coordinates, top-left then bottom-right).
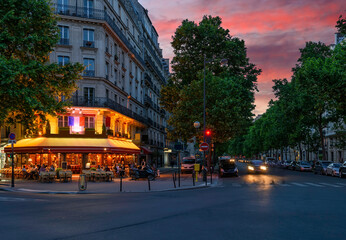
<box><xmin>141</xmin><ymin>146</ymin><xmax>153</xmax><ymax>155</ymax></box>
<box><xmin>4</xmin><ymin>137</ymin><xmax>140</xmax><ymax>154</ymax></box>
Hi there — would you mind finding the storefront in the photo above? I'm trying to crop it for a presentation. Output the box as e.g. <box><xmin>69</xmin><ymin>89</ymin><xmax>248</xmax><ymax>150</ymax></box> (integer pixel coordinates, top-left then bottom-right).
<box><xmin>4</xmin><ymin>137</ymin><xmax>140</xmax><ymax>173</ymax></box>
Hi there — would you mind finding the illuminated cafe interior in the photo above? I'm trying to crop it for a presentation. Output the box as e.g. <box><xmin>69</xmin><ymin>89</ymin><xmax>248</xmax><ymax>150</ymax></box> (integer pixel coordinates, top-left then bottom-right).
<box><xmin>4</xmin><ymin>107</ymin><xmax>143</xmax><ymax>173</ymax></box>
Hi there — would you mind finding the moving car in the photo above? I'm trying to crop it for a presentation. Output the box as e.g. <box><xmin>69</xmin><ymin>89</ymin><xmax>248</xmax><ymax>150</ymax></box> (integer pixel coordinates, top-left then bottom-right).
<box><xmin>325</xmin><ymin>163</ymin><xmax>341</xmax><ymax>177</ymax></box>
<box><xmin>295</xmin><ymin>161</ymin><xmax>312</xmax><ymax>172</ymax></box>
<box><xmin>247</xmin><ymin>160</ymin><xmax>268</xmax><ymax>174</ymax></box>
<box><xmin>181</xmin><ymin>156</ymin><xmax>196</xmax><ymax>174</ymax></box>
<box><xmin>339</xmin><ymin>162</ymin><xmax>346</xmax><ymax>178</ymax></box>
<box><xmin>219</xmin><ymin>157</ymin><xmax>238</xmax><ymax>177</ymax></box>
<box><xmin>313</xmin><ymin>161</ymin><xmax>333</xmax><ymax>175</ymax></box>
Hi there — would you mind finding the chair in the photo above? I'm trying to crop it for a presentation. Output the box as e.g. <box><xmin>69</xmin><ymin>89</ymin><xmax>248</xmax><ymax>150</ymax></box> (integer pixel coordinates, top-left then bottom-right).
<box><xmin>82</xmin><ymin>170</ymin><xmax>91</xmax><ymax>181</ymax></box>
<box><xmin>65</xmin><ymin>170</ymin><xmax>73</xmax><ymax>182</ymax></box>
<box><xmin>39</xmin><ymin>172</ymin><xmax>49</xmax><ymax>183</ymax></box>
<box><xmin>106</xmin><ymin>171</ymin><xmax>114</xmax><ymax>181</ymax></box>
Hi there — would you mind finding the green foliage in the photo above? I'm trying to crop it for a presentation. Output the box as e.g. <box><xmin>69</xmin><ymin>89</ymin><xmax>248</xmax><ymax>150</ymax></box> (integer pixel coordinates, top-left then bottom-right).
<box><xmin>161</xmin><ymin>16</ymin><xmax>260</xmax><ymax>148</ymax></box>
<box><xmin>0</xmin><ymin>0</ymin><xmax>84</xmax><ymax>128</ymax></box>
<box><xmin>336</xmin><ymin>15</ymin><xmax>346</xmax><ymax>34</ymax></box>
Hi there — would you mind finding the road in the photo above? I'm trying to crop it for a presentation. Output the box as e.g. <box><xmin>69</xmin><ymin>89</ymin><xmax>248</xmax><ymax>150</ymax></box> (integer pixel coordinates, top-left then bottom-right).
<box><xmin>0</xmin><ymin>162</ymin><xmax>345</xmax><ymax>240</ymax></box>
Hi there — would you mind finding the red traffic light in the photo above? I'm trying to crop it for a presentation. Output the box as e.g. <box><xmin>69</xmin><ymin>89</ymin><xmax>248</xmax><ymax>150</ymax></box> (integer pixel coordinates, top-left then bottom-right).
<box><xmin>205</xmin><ymin>130</ymin><xmax>211</xmax><ymax>136</ymax></box>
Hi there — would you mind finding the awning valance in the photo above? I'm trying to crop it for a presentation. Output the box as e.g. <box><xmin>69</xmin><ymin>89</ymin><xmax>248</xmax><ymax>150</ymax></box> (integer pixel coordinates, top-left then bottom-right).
<box><xmin>4</xmin><ymin>137</ymin><xmax>140</xmax><ymax>154</ymax></box>
<box><xmin>141</xmin><ymin>146</ymin><xmax>153</xmax><ymax>155</ymax></box>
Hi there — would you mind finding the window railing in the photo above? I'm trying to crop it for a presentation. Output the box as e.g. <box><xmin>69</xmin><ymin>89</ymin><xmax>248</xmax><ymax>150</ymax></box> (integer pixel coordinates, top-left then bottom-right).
<box><xmin>52</xmin><ymin>3</ymin><xmax>145</xmax><ymax>66</ymax></box>
<box><xmin>68</xmin><ymin>96</ymin><xmax>147</xmax><ymax>124</ymax></box>
<box><xmin>83</xmin><ymin>70</ymin><xmax>95</xmax><ymax>77</ymax></box>
<box><xmin>59</xmin><ymin>38</ymin><xmax>70</xmax><ymax>45</ymax></box>
<box><xmin>83</xmin><ymin>40</ymin><xmax>95</xmax><ymax>48</ymax></box>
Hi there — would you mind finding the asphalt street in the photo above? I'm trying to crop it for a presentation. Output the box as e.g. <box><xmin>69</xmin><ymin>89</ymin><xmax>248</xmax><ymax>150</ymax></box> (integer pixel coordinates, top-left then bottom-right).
<box><xmin>0</xmin><ymin>162</ymin><xmax>345</xmax><ymax>240</ymax></box>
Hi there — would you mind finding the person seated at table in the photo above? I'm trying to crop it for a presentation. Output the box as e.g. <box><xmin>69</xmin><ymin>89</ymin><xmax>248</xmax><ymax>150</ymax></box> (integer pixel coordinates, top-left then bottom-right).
<box><xmin>39</xmin><ymin>164</ymin><xmax>46</xmax><ymax>173</ymax></box>
<box><xmin>22</xmin><ymin>165</ymin><xmax>29</xmax><ymax>179</ymax></box>
<box><xmin>104</xmin><ymin>165</ymin><xmax>110</xmax><ymax>172</ymax></box>
<box><xmin>97</xmin><ymin>165</ymin><xmax>102</xmax><ymax>172</ymax></box>
<box><xmin>49</xmin><ymin>165</ymin><xmax>55</xmax><ymax>172</ymax></box>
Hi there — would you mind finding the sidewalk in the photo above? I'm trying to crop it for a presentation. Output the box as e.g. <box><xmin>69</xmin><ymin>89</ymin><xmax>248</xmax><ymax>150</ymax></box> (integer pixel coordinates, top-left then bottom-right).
<box><xmin>0</xmin><ymin>172</ymin><xmax>219</xmax><ymax>194</ymax></box>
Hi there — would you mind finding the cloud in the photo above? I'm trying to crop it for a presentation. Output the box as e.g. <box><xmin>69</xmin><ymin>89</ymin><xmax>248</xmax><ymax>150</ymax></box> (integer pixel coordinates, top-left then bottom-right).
<box><xmin>139</xmin><ymin>0</ymin><xmax>345</xmax><ymax>114</ymax></box>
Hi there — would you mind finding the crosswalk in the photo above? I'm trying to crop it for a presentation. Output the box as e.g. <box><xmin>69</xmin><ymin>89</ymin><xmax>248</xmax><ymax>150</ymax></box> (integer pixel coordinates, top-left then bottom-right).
<box><xmin>230</xmin><ymin>182</ymin><xmax>346</xmax><ymax>188</ymax></box>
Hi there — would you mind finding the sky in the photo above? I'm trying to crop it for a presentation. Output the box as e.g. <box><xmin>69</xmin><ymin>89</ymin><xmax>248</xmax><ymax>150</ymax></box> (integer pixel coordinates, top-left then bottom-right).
<box><xmin>138</xmin><ymin>0</ymin><xmax>345</xmax><ymax>115</ymax></box>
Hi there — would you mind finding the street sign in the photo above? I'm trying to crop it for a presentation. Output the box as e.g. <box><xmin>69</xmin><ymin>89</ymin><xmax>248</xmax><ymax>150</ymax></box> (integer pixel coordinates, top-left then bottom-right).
<box><xmin>200</xmin><ymin>142</ymin><xmax>209</xmax><ymax>151</ymax></box>
<box><xmin>9</xmin><ymin>133</ymin><xmax>16</xmax><ymax>140</ymax></box>
<box><xmin>8</xmin><ymin>140</ymin><xmax>16</xmax><ymax>144</ymax></box>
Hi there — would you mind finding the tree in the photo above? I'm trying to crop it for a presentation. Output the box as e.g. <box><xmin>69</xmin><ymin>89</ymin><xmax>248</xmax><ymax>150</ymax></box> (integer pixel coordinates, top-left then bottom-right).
<box><xmin>161</xmin><ymin>16</ymin><xmax>261</xmax><ymax>148</ymax></box>
<box><xmin>0</xmin><ymin>0</ymin><xmax>84</xmax><ymax>130</ymax></box>
<box><xmin>336</xmin><ymin>14</ymin><xmax>346</xmax><ymax>34</ymax></box>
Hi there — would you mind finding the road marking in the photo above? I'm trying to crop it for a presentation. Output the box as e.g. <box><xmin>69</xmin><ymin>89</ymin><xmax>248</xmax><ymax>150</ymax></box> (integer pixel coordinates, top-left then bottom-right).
<box><xmin>278</xmin><ymin>184</ymin><xmax>291</xmax><ymax>187</ymax></box>
<box><xmin>336</xmin><ymin>183</ymin><xmax>346</xmax><ymax>186</ymax></box>
<box><xmin>290</xmin><ymin>182</ymin><xmax>308</xmax><ymax>187</ymax></box>
<box><xmin>0</xmin><ymin>197</ymin><xmax>46</xmax><ymax>202</ymax></box>
<box><xmin>304</xmin><ymin>182</ymin><xmax>325</xmax><ymax>187</ymax></box>
<box><xmin>319</xmin><ymin>183</ymin><xmax>343</xmax><ymax>188</ymax></box>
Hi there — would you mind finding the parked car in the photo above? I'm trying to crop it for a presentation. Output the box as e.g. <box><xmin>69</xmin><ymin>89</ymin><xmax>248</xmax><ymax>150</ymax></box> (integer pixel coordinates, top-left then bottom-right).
<box><xmin>295</xmin><ymin>161</ymin><xmax>312</xmax><ymax>172</ymax></box>
<box><xmin>313</xmin><ymin>161</ymin><xmax>333</xmax><ymax>175</ymax></box>
<box><xmin>181</xmin><ymin>156</ymin><xmax>196</xmax><ymax>174</ymax></box>
<box><xmin>339</xmin><ymin>162</ymin><xmax>346</xmax><ymax>178</ymax></box>
<box><xmin>219</xmin><ymin>158</ymin><xmax>238</xmax><ymax>177</ymax></box>
<box><xmin>288</xmin><ymin>161</ymin><xmax>297</xmax><ymax>170</ymax></box>
<box><xmin>247</xmin><ymin>160</ymin><xmax>268</xmax><ymax>174</ymax></box>
<box><xmin>282</xmin><ymin>161</ymin><xmax>292</xmax><ymax>169</ymax></box>
<box><xmin>325</xmin><ymin>163</ymin><xmax>341</xmax><ymax>177</ymax></box>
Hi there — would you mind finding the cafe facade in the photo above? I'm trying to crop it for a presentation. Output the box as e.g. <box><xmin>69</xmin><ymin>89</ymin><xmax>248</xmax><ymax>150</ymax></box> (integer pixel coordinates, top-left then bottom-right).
<box><xmin>4</xmin><ymin>106</ymin><xmax>147</xmax><ymax>173</ymax></box>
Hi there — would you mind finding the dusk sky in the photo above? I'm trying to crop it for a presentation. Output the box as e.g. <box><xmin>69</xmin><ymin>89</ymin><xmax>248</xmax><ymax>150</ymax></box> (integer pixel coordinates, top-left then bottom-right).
<box><xmin>139</xmin><ymin>0</ymin><xmax>345</xmax><ymax>115</ymax></box>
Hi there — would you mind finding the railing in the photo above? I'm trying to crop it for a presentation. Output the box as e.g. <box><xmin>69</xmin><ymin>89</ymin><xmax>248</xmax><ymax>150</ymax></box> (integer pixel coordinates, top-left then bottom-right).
<box><xmin>52</xmin><ymin>3</ymin><xmax>145</xmax><ymax>66</ymax></box>
<box><xmin>59</xmin><ymin>38</ymin><xmax>70</xmax><ymax>45</ymax></box>
<box><xmin>83</xmin><ymin>70</ymin><xmax>95</xmax><ymax>77</ymax></box>
<box><xmin>144</xmin><ymin>73</ymin><xmax>153</xmax><ymax>86</ymax></box>
<box><xmin>143</xmin><ymin>37</ymin><xmax>162</xmax><ymax>67</ymax></box>
<box><xmin>144</xmin><ymin>95</ymin><xmax>153</xmax><ymax>107</ymax></box>
<box><xmin>83</xmin><ymin>40</ymin><xmax>95</xmax><ymax>48</ymax></box>
<box><xmin>145</xmin><ymin>53</ymin><xmax>166</xmax><ymax>84</ymax></box>
<box><xmin>70</xmin><ymin>96</ymin><xmax>147</xmax><ymax>124</ymax></box>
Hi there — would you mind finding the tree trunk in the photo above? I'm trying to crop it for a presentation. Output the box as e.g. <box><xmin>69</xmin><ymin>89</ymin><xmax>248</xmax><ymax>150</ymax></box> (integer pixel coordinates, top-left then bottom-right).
<box><xmin>318</xmin><ymin>125</ymin><xmax>326</xmax><ymax>161</ymax></box>
<box><xmin>298</xmin><ymin>143</ymin><xmax>302</xmax><ymax>161</ymax></box>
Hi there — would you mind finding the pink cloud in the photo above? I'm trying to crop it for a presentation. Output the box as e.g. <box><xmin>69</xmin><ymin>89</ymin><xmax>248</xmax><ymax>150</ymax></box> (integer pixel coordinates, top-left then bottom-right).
<box><xmin>139</xmin><ymin>0</ymin><xmax>345</xmax><ymax>114</ymax></box>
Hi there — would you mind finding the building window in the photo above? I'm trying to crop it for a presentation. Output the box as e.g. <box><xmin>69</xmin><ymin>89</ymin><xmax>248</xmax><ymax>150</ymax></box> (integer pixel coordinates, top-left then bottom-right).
<box><xmin>84</xmin><ymin>0</ymin><xmax>93</xmax><ymax>17</ymax></box>
<box><xmin>85</xmin><ymin>117</ymin><xmax>95</xmax><ymax>129</ymax></box>
<box><xmin>58</xmin><ymin>116</ymin><xmax>69</xmax><ymax>127</ymax></box>
<box><xmin>84</xmin><ymin>87</ymin><xmax>95</xmax><ymax>105</ymax></box>
<box><xmin>58</xmin><ymin>26</ymin><xmax>69</xmax><ymax>45</ymax></box>
<box><xmin>106</xmin><ymin>89</ymin><xmax>109</xmax><ymax>99</ymax></box>
<box><xmin>57</xmin><ymin>0</ymin><xmax>68</xmax><ymax>13</ymax></box>
<box><xmin>58</xmin><ymin>56</ymin><xmax>70</xmax><ymax>66</ymax></box>
<box><xmin>83</xmin><ymin>29</ymin><xmax>94</xmax><ymax>47</ymax></box>
<box><xmin>114</xmin><ymin>94</ymin><xmax>117</xmax><ymax>103</ymax></box>
<box><xmin>105</xmin><ymin>34</ymin><xmax>109</xmax><ymax>53</ymax></box>
<box><xmin>105</xmin><ymin>62</ymin><xmax>109</xmax><ymax>80</ymax></box>
<box><xmin>83</xmin><ymin>58</ymin><xmax>95</xmax><ymax>77</ymax></box>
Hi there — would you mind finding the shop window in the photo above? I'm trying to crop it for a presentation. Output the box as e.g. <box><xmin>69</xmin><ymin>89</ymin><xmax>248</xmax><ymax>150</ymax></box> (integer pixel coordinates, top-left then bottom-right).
<box><xmin>58</xmin><ymin>116</ymin><xmax>69</xmax><ymax>127</ymax></box>
<box><xmin>85</xmin><ymin>117</ymin><xmax>95</xmax><ymax>129</ymax></box>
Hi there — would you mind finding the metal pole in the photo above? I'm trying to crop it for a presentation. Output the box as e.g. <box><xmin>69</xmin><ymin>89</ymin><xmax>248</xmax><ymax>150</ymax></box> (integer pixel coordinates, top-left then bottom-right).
<box><xmin>120</xmin><ymin>174</ymin><xmax>123</xmax><ymax>192</ymax></box>
<box><xmin>178</xmin><ymin>151</ymin><xmax>181</xmax><ymax>187</ymax></box>
<box><xmin>11</xmin><ymin>143</ymin><xmax>14</xmax><ymax>188</ymax></box>
<box><xmin>203</xmin><ymin>54</ymin><xmax>206</xmax><ymax>144</ymax></box>
<box><xmin>147</xmin><ymin>177</ymin><xmax>151</xmax><ymax>191</ymax></box>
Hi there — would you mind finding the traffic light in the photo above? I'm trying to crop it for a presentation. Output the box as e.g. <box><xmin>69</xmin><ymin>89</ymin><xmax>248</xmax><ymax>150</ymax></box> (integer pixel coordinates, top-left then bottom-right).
<box><xmin>205</xmin><ymin>129</ymin><xmax>212</xmax><ymax>144</ymax></box>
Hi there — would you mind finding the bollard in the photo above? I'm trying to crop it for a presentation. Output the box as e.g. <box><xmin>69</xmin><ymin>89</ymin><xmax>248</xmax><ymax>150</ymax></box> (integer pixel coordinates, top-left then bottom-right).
<box><xmin>148</xmin><ymin>177</ymin><xmax>151</xmax><ymax>191</ymax></box>
<box><xmin>210</xmin><ymin>167</ymin><xmax>213</xmax><ymax>184</ymax></box>
<box><xmin>172</xmin><ymin>172</ymin><xmax>176</xmax><ymax>188</ymax></box>
<box><xmin>120</xmin><ymin>174</ymin><xmax>123</xmax><ymax>192</ymax></box>
<box><xmin>78</xmin><ymin>174</ymin><xmax>87</xmax><ymax>191</ymax></box>
<box><xmin>203</xmin><ymin>169</ymin><xmax>207</xmax><ymax>186</ymax></box>
<box><xmin>157</xmin><ymin>169</ymin><xmax>160</xmax><ymax>177</ymax></box>
<box><xmin>192</xmin><ymin>171</ymin><xmax>195</xmax><ymax>186</ymax></box>
<box><xmin>178</xmin><ymin>171</ymin><xmax>180</xmax><ymax>188</ymax></box>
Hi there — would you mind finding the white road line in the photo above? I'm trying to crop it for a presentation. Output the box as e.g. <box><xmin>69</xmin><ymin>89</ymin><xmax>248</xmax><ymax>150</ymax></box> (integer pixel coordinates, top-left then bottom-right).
<box><xmin>304</xmin><ymin>182</ymin><xmax>325</xmax><ymax>187</ymax></box>
<box><xmin>278</xmin><ymin>184</ymin><xmax>291</xmax><ymax>187</ymax></box>
<box><xmin>290</xmin><ymin>182</ymin><xmax>308</xmax><ymax>187</ymax></box>
<box><xmin>336</xmin><ymin>183</ymin><xmax>346</xmax><ymax>186</ymax></box>
<box><xmin>319</xmin><ymin>183</ymin><xmax>343</xmax><ymax>188</ymax></box>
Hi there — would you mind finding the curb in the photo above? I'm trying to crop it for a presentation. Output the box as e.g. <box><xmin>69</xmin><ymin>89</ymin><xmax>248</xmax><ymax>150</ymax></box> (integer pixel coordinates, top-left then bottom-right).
<box><xmin>0</xmin><ymin>181</ymin><xmax>220</xmax><ymax>195</ymax></box>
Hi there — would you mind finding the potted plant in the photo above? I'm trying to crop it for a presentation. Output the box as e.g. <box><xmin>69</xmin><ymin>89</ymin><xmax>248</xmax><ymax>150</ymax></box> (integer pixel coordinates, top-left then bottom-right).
<box><xmin>56</xmin><ymin>168</ymin><xmax>62</xmax><ymax>179</ymax></box>
<box><xmin>90</xmin><ymin>167</ymin><xmax>97</xmax><ymax>171</ymax></box>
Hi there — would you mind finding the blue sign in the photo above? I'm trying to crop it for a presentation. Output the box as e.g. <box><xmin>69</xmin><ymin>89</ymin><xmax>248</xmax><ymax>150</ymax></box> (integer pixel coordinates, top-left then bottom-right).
<box><xmin>9</xmin><ymin>133</ymin><xmax>16</xmax><ymax>140</ymax></box>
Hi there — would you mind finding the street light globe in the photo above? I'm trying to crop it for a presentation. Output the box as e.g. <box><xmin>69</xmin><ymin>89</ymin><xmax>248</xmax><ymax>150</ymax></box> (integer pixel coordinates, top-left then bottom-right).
<box><xmin>194</xmin><ymin>121</ymin><xmax>200</xmax><ymax>128</ymax></box>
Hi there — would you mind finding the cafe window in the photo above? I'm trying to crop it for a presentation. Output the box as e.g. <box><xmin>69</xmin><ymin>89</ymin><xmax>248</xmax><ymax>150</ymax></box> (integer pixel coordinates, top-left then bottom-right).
<box><xmin>58</xmin><ymin>116</ymin><xmax>69</xmax><ymax>127</ymax></box>
<box><xmin>85</xmin><ymin>117</ymin><xmax>95</xmax><ymax>129</ymax></box>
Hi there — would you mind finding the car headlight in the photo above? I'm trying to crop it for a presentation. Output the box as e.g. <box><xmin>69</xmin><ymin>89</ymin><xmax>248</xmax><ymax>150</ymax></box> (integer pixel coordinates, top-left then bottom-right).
<box><xmin>260</xmin><ymin>166</ymin><xmax>267</xmax><ymax>170</ymax></box>
<box><xmin>248</xmin><ymin>166</ymin><xmax>254</xmax><ymax>171</ymax></box>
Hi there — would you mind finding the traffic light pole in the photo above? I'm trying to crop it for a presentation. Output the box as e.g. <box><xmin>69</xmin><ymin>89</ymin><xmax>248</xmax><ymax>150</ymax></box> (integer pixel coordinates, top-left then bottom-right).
<box><xmin>203</xmin><ymin>55</ymin><xmax>207</xmax><ymax>185</ymax></box>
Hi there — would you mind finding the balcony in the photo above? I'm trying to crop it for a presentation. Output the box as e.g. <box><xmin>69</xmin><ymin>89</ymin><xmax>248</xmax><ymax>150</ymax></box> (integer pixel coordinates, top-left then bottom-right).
<box><xmin>83</xmin><ymin>70</ymin><xmax>95</xmax><ymax>77</ymax></box>
<box><xmin>83</xmin><ymin>40</ymin><xmax>95</xmax><ymax>48</ymax></box>
<box><xmin>144</xmin><ymin>95</ymin><xmax>153</xmax><ymax>107</ymax></box>
<box><xmin>70</xmin><ymin>96</ymin><xmax>147</xmax><ymax>125</ymax></box>
<box><xmin>59</xmin><ymin>38</ymin><xmax>70</xmax><ymax>45</ymax></box>
<box><xmin>160</xmin><ymin>109</ymin><xmax>166</xmax><ymax>116</ymax></box>
<box><xmin>144</xmin><ymin>73</ymin><xmax>153</xmax><ymax>86</ymax></box>
<box><xmin>144</xmin><ymin>53</ymin><xmax>166</xmax><ymax>84</ymax></box>
<box><xmin>52</xmin><ymin>3</ymin><xmax>145</xmax><ymax>66</ymax></box>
